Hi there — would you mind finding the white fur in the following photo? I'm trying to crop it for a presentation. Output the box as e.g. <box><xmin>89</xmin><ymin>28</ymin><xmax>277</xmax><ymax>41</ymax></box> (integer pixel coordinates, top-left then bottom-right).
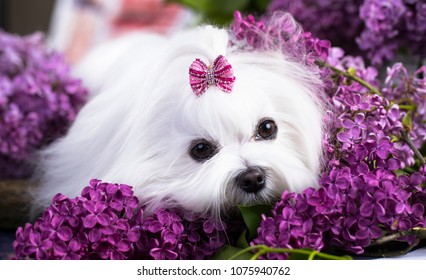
<box><xmin>33</xmin><ymin>26</ymin><xmax>324</xmax><ymax>218</ymax></box>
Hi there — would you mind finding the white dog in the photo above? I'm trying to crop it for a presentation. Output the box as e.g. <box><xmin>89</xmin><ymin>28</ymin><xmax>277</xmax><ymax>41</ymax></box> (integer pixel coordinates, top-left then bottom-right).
<box><xmin>33</xmin><ymin>19</ymin><xmax>324</xmax><ymax>218</ymax></box>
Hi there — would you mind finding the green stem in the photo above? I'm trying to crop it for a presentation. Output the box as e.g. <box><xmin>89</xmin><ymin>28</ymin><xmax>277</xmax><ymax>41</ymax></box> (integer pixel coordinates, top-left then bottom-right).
<box><xmin>315</xmin><ymin>60</ymin><xmax>383</xmax><ymax>97</ymax></box>
<box><xmin>308</xmin><ymin>250</ymin><xmax>318</xmax><ymax>260</ymax></box>
<box><xmin>365</xmin><ymin>238</ymin><xmax>421</xmax><ymax>258</ymax></box>
<box><xmin>398</xmin><ymin>104</ymin><xmax>416</xmax><ymax>111</ymax></box>
<box><xmin>371</xmin><ymin>227</ymin><xmax>426</xmax><ymax>245</ymax></box>
<box><xmin>401</xmin><ymin>130</ymin><xmax>426</xmax><ymax>166</ymax></box>
<box><xmin>364</xmin><ymin>227</ymin><xmax>426</xmax><ymax>257</ymax></box>
<box><xmin>228</xmin><ymin>245</ymin><xmax>350</xmax><ymax>260</ymax></box>
<box><xmin>228</xmin><ymin>245</ymin><xmax>263</xmax><ymax>260</ymax></box>
<box><xmin>251</xmin><ymin>250</ymin><xmax>265</xmax><ymax>260</ymax></box>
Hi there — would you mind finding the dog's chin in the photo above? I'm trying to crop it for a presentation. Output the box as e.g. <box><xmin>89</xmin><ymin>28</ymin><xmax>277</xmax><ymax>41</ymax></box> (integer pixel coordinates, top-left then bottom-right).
<box><xmin>220</xmin><ymin>183</ymin><xmax>283</xmax><ymax>220</ymax></box>
<box><xmin>141</xmin><ymin>171</ymin><xmax>285</xmax><ymax>219</ymax></box>
<box><xmin>161</xmin><ymin>191</ymin><xmax>278</xmax><ymax>220</ymax></box>
<box><xmin>226</xmin><ymin>185</ymin><xmax>281</xmax><ymax>209</ymax></box>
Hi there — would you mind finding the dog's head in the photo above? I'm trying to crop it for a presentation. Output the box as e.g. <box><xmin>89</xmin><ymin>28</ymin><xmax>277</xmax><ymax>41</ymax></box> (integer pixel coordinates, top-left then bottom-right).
<box><xmin>119</xmin><ymin>25</ymin><xmax>324</xmax><ymax>217</ymax></box>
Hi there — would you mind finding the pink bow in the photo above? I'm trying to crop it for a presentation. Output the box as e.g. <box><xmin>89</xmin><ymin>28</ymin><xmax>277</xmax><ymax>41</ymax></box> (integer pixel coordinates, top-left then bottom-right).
<box><xmin>189</xmin><ymin>55</ymin><xmax>236</xmax><ymax>96</ymax></box>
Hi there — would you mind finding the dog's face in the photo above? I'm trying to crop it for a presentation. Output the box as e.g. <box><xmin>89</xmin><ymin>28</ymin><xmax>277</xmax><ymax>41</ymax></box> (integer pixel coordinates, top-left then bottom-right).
<box><xmin>131</xmin><ymin>51</ymin><xmax>324</xmax><ymax>217</ymax></box>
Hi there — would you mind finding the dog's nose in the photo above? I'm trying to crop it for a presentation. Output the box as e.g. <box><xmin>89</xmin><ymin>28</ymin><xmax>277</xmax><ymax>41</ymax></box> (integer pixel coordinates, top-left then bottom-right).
<box><xmin>237</xmin><ymin>168</ymin><xmax>265</xmax><ymax>193</ymax></box>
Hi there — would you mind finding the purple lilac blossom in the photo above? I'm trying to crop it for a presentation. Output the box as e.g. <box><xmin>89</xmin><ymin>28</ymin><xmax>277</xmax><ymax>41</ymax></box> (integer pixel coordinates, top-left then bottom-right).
<box><xmin>268</xmin><ymin>0</ymin><xmax>426</xmax><ymax>65</ymax></box>
<box><xmin>268</xmin><ymin>0</ymin><xmax>364</xmax><ymax>57</ymax></box>
<box><xmin>230</xmin><ymin>11</ymin><xmax>330</xmax><ymax>65</ymax></box>
<box><xmin>13</xmin><ymin>179</ymin><xmax>228</xmax><ymax>260</ymax></box>
<box><xmin>0</xmin><ymin>30</ymin><xmax>87</xmax><ymax>178</ymax></box>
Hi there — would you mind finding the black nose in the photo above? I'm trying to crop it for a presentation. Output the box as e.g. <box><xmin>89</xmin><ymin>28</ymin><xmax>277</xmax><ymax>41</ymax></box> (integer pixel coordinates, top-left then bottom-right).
<box><xmin>237</xmin><ymin>168</ymin><xmax>265</xmax><ymax>193</ymax></box>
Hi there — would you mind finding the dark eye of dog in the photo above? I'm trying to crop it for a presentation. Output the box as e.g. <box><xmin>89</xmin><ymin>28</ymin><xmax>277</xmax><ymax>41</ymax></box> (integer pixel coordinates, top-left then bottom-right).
<box><xmin>257</xmin><ymin>118</ymin><xmax>278</xmax><ymax>140</ymax></box>
<box><xmin>190</xmin><ymin>139</ymin><xmax>217</xmax><ymax>161</ymax></box>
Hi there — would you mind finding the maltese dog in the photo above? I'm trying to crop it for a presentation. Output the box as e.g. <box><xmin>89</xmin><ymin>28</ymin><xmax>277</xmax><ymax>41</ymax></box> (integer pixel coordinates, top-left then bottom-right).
<box><xmin>33</xmin><ymin>19</ymin><xmax>324</xmax><ymax>218</ymax></box>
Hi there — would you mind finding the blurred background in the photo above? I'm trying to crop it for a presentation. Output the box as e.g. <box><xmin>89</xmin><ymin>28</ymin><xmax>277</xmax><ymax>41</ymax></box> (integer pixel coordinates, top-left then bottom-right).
<box><xmin>0</xmin><ymin>0</ymin><xmax>270</xmax><ymax>63</ymax></box>
<box><xmin>1</xmin><ymin>0</ymin><xmax>425</xmax><ymax>67</ymax></box>
<box><xmin>0</xmin><ymin>0</ymin><xmax>195</xmax><ymax>63</ymax></box>
<box><xmin>0</xmin><ymin>0</ymin><xmax>56</xmax><ymax>35</ymax></box>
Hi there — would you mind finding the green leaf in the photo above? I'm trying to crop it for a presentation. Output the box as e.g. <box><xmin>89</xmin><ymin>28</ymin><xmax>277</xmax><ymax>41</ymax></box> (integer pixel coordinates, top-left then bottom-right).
<box><xmin>395</xmin><ymin>169</ymin><xmax>408</xmax><ymax>176</ymax></box>
<box><xmin>287</xmin><ymin>249</ymin><xmax>314</xmax><ymax>260</ymax></box>
<box><xmin>253</xmin><ymin>0</ymin><xmax>272</xmax><ymax>11</ymax></box>
<box><xmin>238</xmin><ymin>204</ymin><xmax>272</xmax><ymax>241</ymax></box>
<box><xmin>402</xmin><ymin>111</ymin><xmax>413</xmax><ymax>131</ymax></box>
<box><xmin>390</xmin><ymin>135</ymin><xmax>399</xmax><ymax>142</ymax></box>
<box><xmin>420</xmin><ymin>141</ymin><xmax>426</xmax><ymax>157</ymax></box>
<box><xmin>236</xmin><ymin>229</ymin><xmax>250</xmax><ymax>248</ymax></box>
<box><xmin>180</xmin><ymin>0</ymin><xmax>249</xmax><ymax>14</ymax></box>
<box><xmin>212</xmin><ymin>245</ymin><xmax>253</xmax><ymax>260</ymax></box>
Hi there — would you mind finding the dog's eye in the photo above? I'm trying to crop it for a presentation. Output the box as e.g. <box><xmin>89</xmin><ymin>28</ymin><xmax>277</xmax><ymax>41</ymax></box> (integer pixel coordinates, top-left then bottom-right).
<box><xmin>256</xmin><ymin>118</ymin><xmax>278</xmax><ymax>140</ymax></box>
<box><xmin>190</xmin><ymin>140</ymin><xmax>217</xmax><ymax>161</ymax></box>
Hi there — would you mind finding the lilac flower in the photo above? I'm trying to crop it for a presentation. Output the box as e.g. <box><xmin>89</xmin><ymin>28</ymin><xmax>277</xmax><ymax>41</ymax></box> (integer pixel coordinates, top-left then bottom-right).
<box><xmin>13</xmin><ymin>180</ymin><xmax>229</xmax><ymax>260</ymax></box>
<box><xmin>268</xmin><ymin>0</ymin><xmax>426</xmax><ymax>65</ymax></box>
<box><xmin>150</xmin><ymin>242</ymin><xmax>179</xmax><ymax>260</ymax></box>
<box><xmin>22</xmin><ymin>231</ymin><xmax>53</xmax><ymax>260</ymax></box>
<box><xmin>230</xmin><ymin>11</ymin><xmax>331</xmax><ymax>67</ymax></box>
<box><xmin>268</xmin><ymin>0</ymin><xmax>364</xmax><ymax>56</ymax></box>
<box><xmin>253</xmin><ymin>167</ymin><xmax>426</xmax><ymax>258</ymax></box>
<box><xmin>342</xmin><ymin>113</ymin><xmax>367</xmax><ymax>136</ymax></box>
<box><xmin>0</xmin><ymin>30</ymin><xmax>87</xmax><ymax>178</ymax></box>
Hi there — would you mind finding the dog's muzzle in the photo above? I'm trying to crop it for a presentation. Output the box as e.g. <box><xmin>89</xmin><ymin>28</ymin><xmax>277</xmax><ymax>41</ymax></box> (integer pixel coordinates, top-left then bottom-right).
<box><xmin>236</xmin><ymin>167</ymin><xmax>266</xmax><ymax>193</ymax></box>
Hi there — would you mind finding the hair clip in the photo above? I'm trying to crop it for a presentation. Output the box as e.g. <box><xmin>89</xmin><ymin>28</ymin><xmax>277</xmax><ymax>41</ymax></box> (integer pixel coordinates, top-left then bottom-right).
<box><xmin>189</xmin><ymin>55</ymin><xmax>236</xmax><ymax>96</ymax></box>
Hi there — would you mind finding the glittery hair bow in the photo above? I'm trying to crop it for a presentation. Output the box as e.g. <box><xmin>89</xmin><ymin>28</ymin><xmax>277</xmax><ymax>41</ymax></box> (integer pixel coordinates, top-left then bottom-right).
<box><xmin>189</xmin><ymin>55</ymin><xmax>236</xmax><ymax>96</ymax></box>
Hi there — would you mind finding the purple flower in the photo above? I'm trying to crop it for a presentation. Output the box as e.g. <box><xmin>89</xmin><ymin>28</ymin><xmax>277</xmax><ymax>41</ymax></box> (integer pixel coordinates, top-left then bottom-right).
<box><xmin>13</xmin><ymin>180</ymin><xmax>230</xmax><ymax>260</ymax></box>
<box><xmin>230</xmin><ymin>11</ymin><xmax>331</xmax><ymax>67</ymax></box>
<box><xmin>268</xmin><ymin>0</ymin><xmax>363</xmax><ymax>56</ymax></box>
<box><xmin>253</xmin><ymin>166</ymin><xmax>426</xmax><ymax>258</ymax></box>
<box><xmin>22</xmin><ymin>231</ymin><xmax>53</xmax><ymax>260</ymax></box>
<box><xmin>268</xmin><ymin>0</ymin><xmax>426</xmax><ymax>65</ymax></box>
<box><xmin>343</xmin><ymin>113</ymin><xmax>367</xmax><ymax>136</ymax></box>
<box><xmin>150</xmin><ymin>242</ymin><xmax>179</xmax><ymax>260</ymax></box>
<box><xmin>0</xmin><ymin>30</ymin><xmax>87</xmax><ymax>178</ymax></box>
<box><xmin>82</xmin><ymin>201</ymin><xmax>110</xmax><ymax>228</ymax></box>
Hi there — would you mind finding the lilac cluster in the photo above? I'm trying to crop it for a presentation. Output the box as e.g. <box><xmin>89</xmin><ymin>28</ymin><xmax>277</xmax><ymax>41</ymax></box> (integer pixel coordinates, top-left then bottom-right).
<box><xmin>13</xmin><ymin>179</ymin><xmax>227</xmax><ymax>260</ymax></box>
<box><xmin>268</xmin><ymin>0</ymin><xmax>426</xmax><ymax>65</ymax></box>
<box><xmin>253</xmin><ymin>169</ymin><xmax>426</xmax><ymax>258</ymax></box>
<box><xmin>134</xmin><ymin>209</ymin><xmax>227</xmax><ymax>260</ymax></box>
<box><xmin>0</xmin><ymin>30</ymin><xmax>87</xmax><ymax>178</ymax></box>
<box><xmin>252</xmin><ymin>167</ymin><xmax>426</xmax><ymax>259</ymax></box>
<box><xmin>231</xmin><ymin>11</ymin><xmax>330</xmax><ymax>66</ymax></box>
<box><xmin>268</xmin><ymin>0</ymin><xmax>364</xmax><ymax>57</ymax></box>
<box><xmin>252</xmin><ymin>58</ymin><xmax>426</xmax><ymax>256</ymax></box>
<box><xmin>325</xmin><ymin>49</ymin><xmax>426</xmax><ymax>171</ymax></box>
<box><xmin>357</xmin><ymin>0</ymin><xmax>426</xmax><ymax>65</ymax></box>
<box><xmin>231</xmin><ymin>12</ymin><xmax>426</xmax><ymax>258</ymax></box>
<box><xmin>382</xmin><ymin>63</ymin><xmax>426</xmax><ymax>149</ymax></box>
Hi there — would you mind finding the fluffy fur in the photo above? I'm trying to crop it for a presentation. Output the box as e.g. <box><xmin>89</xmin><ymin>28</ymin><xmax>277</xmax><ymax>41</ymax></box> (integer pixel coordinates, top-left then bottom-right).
<box><xmin>33</xmin><ymin>25</ymin><xmax>324</xmax><ymax>218</ymax></box>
